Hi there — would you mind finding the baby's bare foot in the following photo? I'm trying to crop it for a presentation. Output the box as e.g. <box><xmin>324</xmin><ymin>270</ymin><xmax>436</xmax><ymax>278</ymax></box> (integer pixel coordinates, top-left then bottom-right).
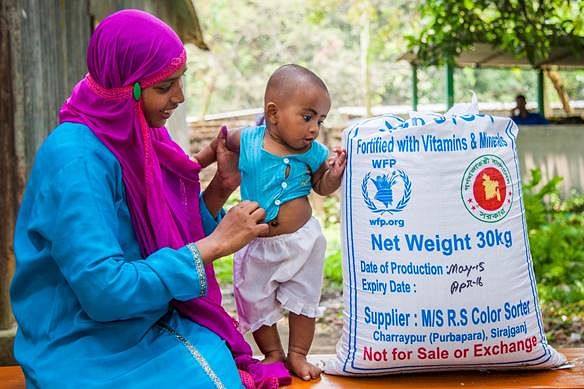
<box><xmin>286</xmin><ymin>351</ymin><xmax>321</xmax><ymax>381</ymax></box>
<box><xmin>261</xmin><ymin>350</ymin><xmax>285</xmax><ymax>364</ymax></box>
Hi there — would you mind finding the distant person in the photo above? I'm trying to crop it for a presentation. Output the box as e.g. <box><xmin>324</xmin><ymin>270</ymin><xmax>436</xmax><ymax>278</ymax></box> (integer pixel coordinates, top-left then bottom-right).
<box><xmin>197</xmin><ymin>64</ymin><xmax>347</xmax><ymax>381</ymax></box>
<box><xmin>510</xmin><ymin>94</ymin><xmax>548</xmax><ymax>125</ymax></box>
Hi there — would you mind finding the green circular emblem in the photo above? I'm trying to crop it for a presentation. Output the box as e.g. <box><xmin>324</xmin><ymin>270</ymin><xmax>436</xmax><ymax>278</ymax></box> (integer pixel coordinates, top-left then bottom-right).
<box><xmin>461</xmin><ymin>155</ymin><xmax>513</xmax><ymax>223</ymax></box>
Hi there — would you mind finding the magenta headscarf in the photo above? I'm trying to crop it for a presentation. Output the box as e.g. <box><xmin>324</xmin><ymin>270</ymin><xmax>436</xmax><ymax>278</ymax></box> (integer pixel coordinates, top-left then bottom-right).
<box><xmin>58</xmin><ymin>9</ymin><xmax>289</xmax><ymax>388</ymax></box>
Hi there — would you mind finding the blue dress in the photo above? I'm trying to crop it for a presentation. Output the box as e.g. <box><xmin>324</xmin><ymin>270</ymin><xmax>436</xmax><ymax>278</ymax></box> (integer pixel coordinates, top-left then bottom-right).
<box><xmin>10</xmin><ymin>123</ymin><xmax>243</xmax><ymax>388</ymax></box>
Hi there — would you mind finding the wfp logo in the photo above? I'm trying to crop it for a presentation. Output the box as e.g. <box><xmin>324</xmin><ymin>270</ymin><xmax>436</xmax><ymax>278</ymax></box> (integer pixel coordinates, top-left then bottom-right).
<box><xmin>361</xmin><ymin>170</ymin><xmax>412</xmax><ymax>214</ymax></box>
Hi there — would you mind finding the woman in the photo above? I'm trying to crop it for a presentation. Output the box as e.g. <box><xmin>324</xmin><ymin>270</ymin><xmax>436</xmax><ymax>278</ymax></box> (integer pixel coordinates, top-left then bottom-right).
<box><xmin>10</xmin><ymin>10</ymin><xmax>286</xmax><ymax>388</ymax></box>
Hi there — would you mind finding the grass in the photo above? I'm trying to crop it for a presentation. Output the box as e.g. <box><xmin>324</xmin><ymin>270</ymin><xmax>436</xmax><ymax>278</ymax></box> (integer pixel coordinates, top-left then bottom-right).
<box><xmin>214</xmin><ymin>254</ymin><xmax>234</xmax><ymax>284</ymax></box>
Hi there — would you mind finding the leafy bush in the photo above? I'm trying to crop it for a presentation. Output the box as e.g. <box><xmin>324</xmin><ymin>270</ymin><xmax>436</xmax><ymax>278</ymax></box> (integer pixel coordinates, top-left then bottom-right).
<box><xmin>215</xmin><ymin>255</ymin><xmax>234</xmax><ymax>285</ymax></box>
<box><xmin>323</xmin><ymin>249</ymin><xmax>343</xmax><ymax>288</ymax></box>
<box><xmin>522</xmin><ymin>169</ymin><xmax>584</xmax><ymax>305</ymax></box>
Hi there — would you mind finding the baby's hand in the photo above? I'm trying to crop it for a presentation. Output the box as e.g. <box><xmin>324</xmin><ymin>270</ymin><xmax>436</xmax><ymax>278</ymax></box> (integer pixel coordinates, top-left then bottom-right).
<box><xmin>312</xmin><ymin>147</ymin><xmax>346</xmax><ymax>195</ymax></box>
<box><xmin>209</xmin><ymin>125</ymin><xmax>228</xmax><ymax>152</ymax></box>
<box><xmin>327</xmin><ymin>147</ymin><xmax>347</xmax><ymax>178</ymax></box>
<box><xmin>191</xmin><ymin>125</ymin><xmax>227</xmax><ymax>168</ymax></box>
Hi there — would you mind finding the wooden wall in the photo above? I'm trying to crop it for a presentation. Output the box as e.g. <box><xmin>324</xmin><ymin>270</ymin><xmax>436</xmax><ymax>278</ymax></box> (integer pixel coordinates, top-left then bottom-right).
<box><xmin>0</xmin><ymin>0</ymin><xmax>206</xmax><ymax>364</ymax></box>
<box><xmin>0</xmin><ymin>0</ymin><xmax>92</xmax><ymax>364</ymax></box>
<box><xmin>1</xmin><ymin>0</ymin><xmax>19</xmax><ymax>337</ymax></box>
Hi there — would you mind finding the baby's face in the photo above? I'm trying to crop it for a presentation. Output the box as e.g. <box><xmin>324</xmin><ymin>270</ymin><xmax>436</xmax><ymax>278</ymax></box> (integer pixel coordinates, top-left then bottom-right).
<box><xmin>276</xmin><ymin>85</ymin><xmax>331</xmax><ymax>152</ymax></box>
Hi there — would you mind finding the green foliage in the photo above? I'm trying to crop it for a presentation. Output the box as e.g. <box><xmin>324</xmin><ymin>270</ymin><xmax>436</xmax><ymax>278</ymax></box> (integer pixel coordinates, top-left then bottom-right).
<box><xmin>522</xmin><ymin>169</ymin><xmax>584</xmax><ymax>304</ymax></box>
<box><xmin>188</xmin><ymin>0</ymin><xmax>368</xmax><ymax>116</ymax></box>
<box><xmin>307</xmin><ymin>0</ymin><xmax>419</xmax><ymax>61</ymax></box>
<box><xmin>541</xmin><ymin>299</ymin><xmax>584</xmax><ymax>344</ymax></box>
<box><xmin>324</xmin><ymin>249</ymin><xmax>343</xmax><ymax>288</ymax></box>
<box><xmin>214</xmin><ymin>254</ymin><xmax>234</xmax><ymax>284</ymax></box>
<box><xmin>322</xmin><ymin>195</ymin><xmax>341</xmax><ymax>228</ymax></box>
<box><xmin>188</xmin><ymin>1</ymin><xmax>422</xmax><ymax>116</ymax></box>
<box><xmin>409</xmin><ymin>0</ymin><xmax>584</xmax><ymax>66</ymax></box>
<box><xmin>188</xmin><ymin>1</ymin><xmax>584</xmax><ymax>117</ymax></box>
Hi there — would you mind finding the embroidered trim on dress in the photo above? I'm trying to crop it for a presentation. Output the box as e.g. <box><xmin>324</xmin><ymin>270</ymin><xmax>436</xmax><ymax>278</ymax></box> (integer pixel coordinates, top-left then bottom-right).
<box><xmin>187</xmin><ymin>243</ymin><xmax>207</xmax><ymax>296</ymax></box>
<box><xmin>158</xmin><ymin>322</ymin><xmax>225</xmax><ymax>389</ymax></box>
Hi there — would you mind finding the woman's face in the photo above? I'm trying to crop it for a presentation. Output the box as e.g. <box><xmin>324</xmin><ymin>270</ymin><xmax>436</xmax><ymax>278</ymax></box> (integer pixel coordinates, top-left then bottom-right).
<box><xmin>142</xmin><ymin>65</ymin><xmax>186</xmax><ymax>128</ymax></box>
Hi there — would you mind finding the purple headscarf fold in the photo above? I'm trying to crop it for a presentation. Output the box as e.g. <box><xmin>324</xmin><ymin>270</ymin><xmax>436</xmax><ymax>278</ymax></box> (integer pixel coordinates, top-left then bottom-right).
<box><xmin>58</xmin><ymin>9</ymin><xmax>290</xmax><ymax>388</ymax></box>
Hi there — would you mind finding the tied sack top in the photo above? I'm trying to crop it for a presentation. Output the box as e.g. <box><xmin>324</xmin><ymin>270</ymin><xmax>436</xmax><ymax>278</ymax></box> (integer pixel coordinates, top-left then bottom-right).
<box><xmin>239</xmin><ymin>125</ymin><xmax>329</xmax><ymax>222</ymax></box>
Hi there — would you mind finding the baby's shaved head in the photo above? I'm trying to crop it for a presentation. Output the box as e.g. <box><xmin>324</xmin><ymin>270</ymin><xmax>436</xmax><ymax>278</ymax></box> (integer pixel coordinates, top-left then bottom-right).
<box><xmin>265</xmin><ymin>64</ymin><xmax>328</xmax><ymax>106</ymax></box>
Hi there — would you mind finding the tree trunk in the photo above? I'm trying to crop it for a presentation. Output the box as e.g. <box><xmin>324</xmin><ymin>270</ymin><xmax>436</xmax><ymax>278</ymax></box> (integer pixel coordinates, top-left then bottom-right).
<box><xmin>545</xmin><ymin>69</ymin><xmax>573</xmax><ymax>115</ymax></box>
<box><xmin>199</xmin><ymin>73</ymin><xmax>216</xmax><ymax>119</ymax></box>
<box><xmin>0</xmin><ymin>0</ymin><xmax>17</xmax><ymax>333</ymax></box>
<box><xmin>199</xmin><ymin>54</ymin><xmax>219</xmax><ymax>119</ymax></box>
<box><xmin>360</xmin><ymin>16</ymin><xmax>371</xmax><ymax>117</ymax></box>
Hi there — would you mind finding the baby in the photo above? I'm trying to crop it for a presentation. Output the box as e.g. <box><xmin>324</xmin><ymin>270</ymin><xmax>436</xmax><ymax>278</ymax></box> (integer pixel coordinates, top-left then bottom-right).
<box><xmin>197</xmin><ymin>64</ymin><xmax>346</xmax><ymax>381</ymax></box>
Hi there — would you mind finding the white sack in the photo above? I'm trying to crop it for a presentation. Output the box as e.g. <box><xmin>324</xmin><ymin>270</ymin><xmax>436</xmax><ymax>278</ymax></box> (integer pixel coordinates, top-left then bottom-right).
<box><xmin>324</xmin><ymin>105</ymin><xmax>566</xmax><ymax>375</ymax></box>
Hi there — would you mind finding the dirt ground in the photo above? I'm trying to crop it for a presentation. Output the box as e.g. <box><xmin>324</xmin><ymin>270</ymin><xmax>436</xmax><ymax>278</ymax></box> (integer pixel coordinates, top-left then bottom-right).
<box><xmin>221</xmin><ymin>285</ymin><xmax>583</xmax><ymax>356</ymax></box>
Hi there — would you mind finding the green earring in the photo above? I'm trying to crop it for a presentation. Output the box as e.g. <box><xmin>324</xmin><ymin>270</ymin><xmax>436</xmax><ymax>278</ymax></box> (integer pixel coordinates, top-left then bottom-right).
<box><xmin>133</xmin><ymin>82</ymin><xmax>142</xmax><ymax>101</ymax></box>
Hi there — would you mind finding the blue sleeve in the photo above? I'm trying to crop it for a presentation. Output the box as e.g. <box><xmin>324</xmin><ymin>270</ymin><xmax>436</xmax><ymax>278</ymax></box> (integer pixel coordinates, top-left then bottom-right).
<box><xmin>42</xmin><ymin>158</ymin><xmax>206</xmax><ymax>322</ymax></box>
<box><xmin>199</xmin><ymin>193</ymin><xmax>225</xmax><ymax>236</ymax></box>
<box><xmin>238</xmin><ymin>126</ymin><xmax>254</xmax><ymax>173</ymax></box>
<box><xmin>308</xmin><ymin>140</ymin><xmax>329</xmax><ymax>172</ymax></box>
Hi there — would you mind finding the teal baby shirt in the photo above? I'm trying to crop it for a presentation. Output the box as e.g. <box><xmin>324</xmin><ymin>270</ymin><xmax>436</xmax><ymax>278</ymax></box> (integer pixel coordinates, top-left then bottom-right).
<box><xmin>239</xmin><ymin>125</ymin><xmax>329</xmax><ymax>222</ymax></box>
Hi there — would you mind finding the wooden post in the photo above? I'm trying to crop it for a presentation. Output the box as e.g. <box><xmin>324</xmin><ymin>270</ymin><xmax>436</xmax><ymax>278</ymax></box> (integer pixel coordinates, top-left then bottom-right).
<box><xmin>445</xmin><ymin>62</ymin><xmax>455</xmax><ymax>110</ymax></box>
<box><xmin>545</xmin><ymin>69</ymin><xmax>573</xmax><ymax>115</ymax></box>
<box><xmin>0</xmin><ymin>0</ymin><xmax>17</xmax><ymax>334</ymax></box>
<box><xmin>537</xmin><ymin>68</ymin><xmax>545</xmax><ymax>117</ymax></box>
<box><xmin>1</xmin><ymin>0</ymin><xmax>19</xmax><ymax>365</ymax></box>
<box><xmin>360</xmin><ymin>15</ymin><xmax>372</xmax><ymax>116</ymax></box>
<box><xmin>446</xmin><ymin>62</ymin><xmax>454</xmax><ymax>110</ymax></box>
<box><xmin>412</xmin><ymin>64</ymin><xmax>418</xmax><ymax>111</ymax></box>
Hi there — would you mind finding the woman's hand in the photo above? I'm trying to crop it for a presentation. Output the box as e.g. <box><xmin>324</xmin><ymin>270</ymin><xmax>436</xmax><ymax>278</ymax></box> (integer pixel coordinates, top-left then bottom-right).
<box><xmin>197</xmin><ymin>201</ymin><xmax>268</xmax><ymax>262</ymax></box>
<box><xmin>214</xmin><ymin>127</ymin><xmax>240</xmax><ymax>192</ymax></box>
<box><xmin>202</xmin><ymin>127</ymin><xmax>240</xmax><ymax>216</ymax></box>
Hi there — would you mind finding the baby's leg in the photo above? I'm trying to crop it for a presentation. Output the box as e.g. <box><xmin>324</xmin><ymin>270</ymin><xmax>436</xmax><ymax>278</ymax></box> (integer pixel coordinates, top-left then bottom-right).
<box><xmin>287</xmin><ymin>313</ymin><xmax>321</xmax><ymax>380</ymax></box>
<box><xmin>253</xmin><ymin>324</ymin><xmax>285</xmax><ymax>364</ymax></box>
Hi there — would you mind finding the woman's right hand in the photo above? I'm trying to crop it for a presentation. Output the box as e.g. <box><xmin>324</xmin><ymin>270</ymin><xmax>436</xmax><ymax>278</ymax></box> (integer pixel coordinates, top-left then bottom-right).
<box><xmin>199</xmin><ymin>201</ymin><xmax>268</xmax><ymax>262</ymax></box>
